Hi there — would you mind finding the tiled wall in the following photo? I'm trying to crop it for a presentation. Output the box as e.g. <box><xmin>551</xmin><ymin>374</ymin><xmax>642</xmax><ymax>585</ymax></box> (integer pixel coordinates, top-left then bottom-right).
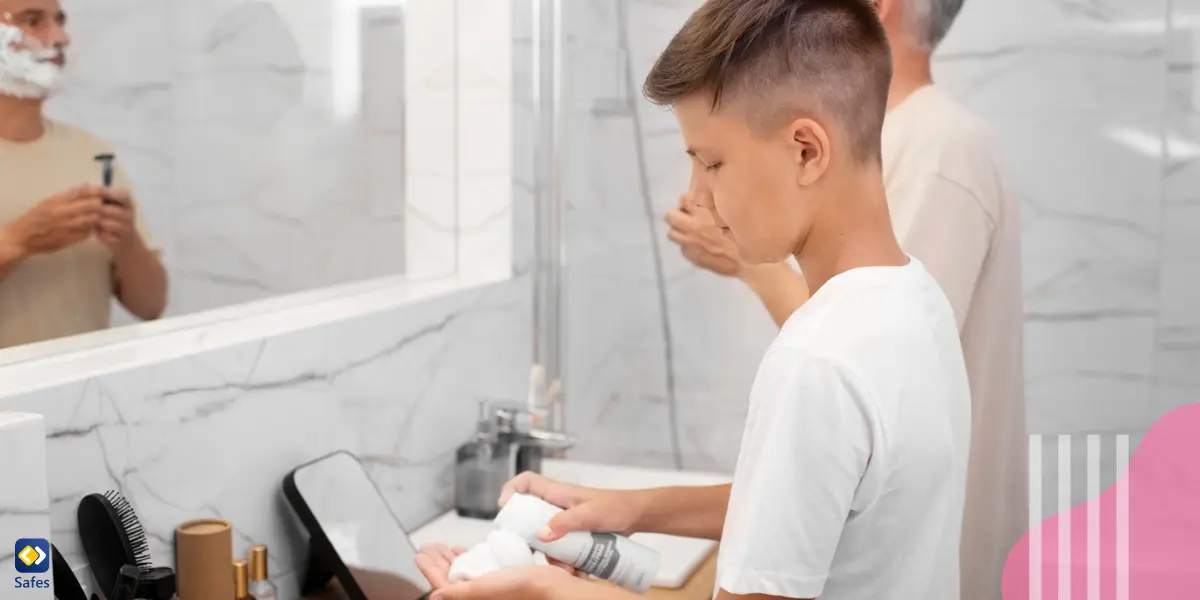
<box><xmin>48</xmin><ymin>0</ymin><xmax>516</xmax><ymax>321</ymax></box>
<box><xmin>1158</xmin><ymin>0</ymin><xmax>1200</xmax><ymax>427</ymax></box>
<box><xmin>562</xmin><ymin>0</ymin><xmax>1196</xmax><ymax>472</ymax></box>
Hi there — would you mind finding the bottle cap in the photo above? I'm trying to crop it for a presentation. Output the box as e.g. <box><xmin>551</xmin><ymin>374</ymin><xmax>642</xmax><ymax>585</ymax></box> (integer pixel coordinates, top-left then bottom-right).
<box><xmin>493</xmin><ymin>493</ymin><xmax>563</xmax><ymax>541</ymax></box>
<box><xmin>249</xmin><ymin>545</ymin><xmax>269</xmax><ymax>581</ymax></box>
<box><xmin>233</xmin><ymin>561</ymin><xmax>249</xmax><ymax>598</ymax></box>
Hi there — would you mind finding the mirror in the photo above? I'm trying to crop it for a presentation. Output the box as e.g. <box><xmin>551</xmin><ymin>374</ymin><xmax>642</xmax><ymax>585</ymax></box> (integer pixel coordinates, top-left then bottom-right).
<box><xmin>0</xmin><ymin>0</ymin><xmax>519</xmax><ymax>355</ymax></box>
<box><xmin>284</xmin><ymin>450</ymin><xmax>431</xmax><ymax>600</ymax></box>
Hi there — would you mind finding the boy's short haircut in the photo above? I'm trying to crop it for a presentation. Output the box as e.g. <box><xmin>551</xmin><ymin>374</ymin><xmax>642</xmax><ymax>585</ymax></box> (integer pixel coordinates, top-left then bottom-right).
<box><xmin>644</xmin><ymin>0</ymin><xmax>893</xmax><ymax>164</ymax></box>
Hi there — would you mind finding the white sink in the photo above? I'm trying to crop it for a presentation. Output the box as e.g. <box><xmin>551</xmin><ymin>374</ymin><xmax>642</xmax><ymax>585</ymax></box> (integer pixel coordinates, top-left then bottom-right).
<box><xmin>409</xmin><ymin>459</ymin><xmax>730</xmax><ymax>589</ymax></box>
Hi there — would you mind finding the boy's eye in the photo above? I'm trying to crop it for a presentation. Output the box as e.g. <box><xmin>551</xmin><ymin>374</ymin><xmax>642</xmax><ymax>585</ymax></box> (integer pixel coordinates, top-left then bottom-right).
<box><xmin>705</xmin><ymin>162</ymin><xmax>723</xmax><ymax>172</ymax></box>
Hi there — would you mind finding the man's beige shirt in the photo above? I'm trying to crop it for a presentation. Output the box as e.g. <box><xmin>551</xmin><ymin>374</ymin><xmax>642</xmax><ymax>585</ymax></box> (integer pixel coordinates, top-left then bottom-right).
<box><xmin>0</xmin><ymin>120</ymin><xmax>157</xmax><ymax>349</ymax></box>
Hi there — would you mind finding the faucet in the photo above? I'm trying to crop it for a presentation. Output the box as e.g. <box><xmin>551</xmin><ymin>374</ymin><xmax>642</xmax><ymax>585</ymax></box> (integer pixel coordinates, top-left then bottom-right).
<box><xmin>453</xmin><ymin>396</ymin><xmax>579</xmax><ymax>519</ymax></box>
<box><xmin>487</xmin><ymin>400</ymin><xmax>577</xmax><ymax>476</ymax></box>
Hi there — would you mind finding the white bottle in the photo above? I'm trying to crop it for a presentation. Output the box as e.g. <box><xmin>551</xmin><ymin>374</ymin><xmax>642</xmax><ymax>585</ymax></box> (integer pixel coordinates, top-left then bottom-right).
<box><xmin>495</xmin><ymin>493</ymin><xmax>661</xmax><ymax>594</ymax></box>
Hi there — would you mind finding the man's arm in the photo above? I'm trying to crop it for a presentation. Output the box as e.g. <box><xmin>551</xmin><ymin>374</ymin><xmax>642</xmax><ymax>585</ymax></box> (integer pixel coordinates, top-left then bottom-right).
<box><xmin>738</xmin><ymin>262</ymin><xmax>810</xmax><ymax>328</ymax></box>
<box><xmin>112</xmin><ymin>237</ymin><xmax>167</xmax><ymax>320</ymax></box>
<box><xmin>97</xmin><ymin>183</ymin><xmax>167</xmax><ymax>320</ymax></box>
<box><xmin>635</xmin><ymin>484</ymin><xmax>731</xmax><ymax>540</ymax></box>
<box><xmin>0</xmin><ymin>225</ymin><xmax>27</xmax><ymax>282</ymax></box>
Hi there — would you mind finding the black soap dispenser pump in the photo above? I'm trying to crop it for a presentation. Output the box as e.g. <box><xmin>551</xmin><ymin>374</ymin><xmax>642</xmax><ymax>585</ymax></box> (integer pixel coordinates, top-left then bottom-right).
<box><xmin>454</xmin><ymin>401</ymin><xmax>509</xmax><ymax>519</ymax></box>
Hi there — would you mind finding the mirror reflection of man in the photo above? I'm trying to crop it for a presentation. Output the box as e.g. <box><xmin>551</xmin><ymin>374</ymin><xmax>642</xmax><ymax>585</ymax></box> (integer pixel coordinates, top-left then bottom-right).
<box><xmin>0</xmin><ymin>0</ymin><xmax>167</xmax><ymax>350</ymax></box>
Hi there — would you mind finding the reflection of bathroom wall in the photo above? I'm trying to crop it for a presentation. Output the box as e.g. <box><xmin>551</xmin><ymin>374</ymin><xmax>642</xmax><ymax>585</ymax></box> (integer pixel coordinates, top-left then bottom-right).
<box><xmin>562</xmin><ymin>0</ymin><xmax>1195</xmax><ymax>473</ymax></box>
<box><xmin>47</xmin><ymin>0</ymin><xmax>517</xmax><ymax>322</ymax></box>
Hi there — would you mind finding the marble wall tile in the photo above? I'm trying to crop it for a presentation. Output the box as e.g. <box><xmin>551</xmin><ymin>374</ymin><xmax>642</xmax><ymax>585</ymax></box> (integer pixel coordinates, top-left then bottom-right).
<box><xmin>0</xmin><ymin>277</ymin><xmax>532</xmax><ymax>599</ymax></box>
<box><xmin>1155</xmin><ymin>0</ymin><xmax>1200</xmax><ymax>418</ymax></box>
<box><xmin>925</xmin><ymin>0</ymin><xmax>1168</xmax><ymax>435</ymax></box>
<box><xmin>0</xmin><ymin>413</ymin><xmax>52</xmax><ymax>599</ymax></box>
<box><xmin>563</xmin><ymin>0</ymin><xmax>1181</xmax><ymax>469</ymax></box>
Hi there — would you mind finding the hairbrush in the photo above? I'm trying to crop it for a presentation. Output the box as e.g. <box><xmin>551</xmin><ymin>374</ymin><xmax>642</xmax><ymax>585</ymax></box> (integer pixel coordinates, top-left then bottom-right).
<box><xmin>77</xmin><ymin>491</ymin><xmax>151</xmax><ymax>598</ymax></box>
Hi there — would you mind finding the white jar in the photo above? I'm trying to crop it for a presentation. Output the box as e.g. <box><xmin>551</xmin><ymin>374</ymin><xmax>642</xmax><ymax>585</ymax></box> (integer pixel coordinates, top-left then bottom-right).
<box><xmin>495</xmin><ymin>493</ymin><xmax>661</xmax><ymax>594</ymax></box>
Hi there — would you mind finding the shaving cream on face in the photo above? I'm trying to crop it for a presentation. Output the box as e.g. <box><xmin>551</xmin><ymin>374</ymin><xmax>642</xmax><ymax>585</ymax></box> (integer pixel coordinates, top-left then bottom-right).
<box><xmin>0</xmin><ymin>23</ymin><xmax>63</xmax><ymax>99</ymax></box>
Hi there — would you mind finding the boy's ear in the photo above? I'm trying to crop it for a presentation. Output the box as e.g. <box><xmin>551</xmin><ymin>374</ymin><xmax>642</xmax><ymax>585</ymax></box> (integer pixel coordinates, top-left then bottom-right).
<box><xmin>790</xmin><ymin>118</ymin><xmax>830</xmax><ymax>187</ymax></box>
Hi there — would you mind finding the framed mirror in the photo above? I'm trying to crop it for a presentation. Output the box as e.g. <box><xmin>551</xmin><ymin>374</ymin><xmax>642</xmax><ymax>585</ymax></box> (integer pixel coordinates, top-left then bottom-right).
<box><xmin>284</xmin><ymin>450</ymin><xmax>432</xmax><ymax>600</ymax></box>
<box><xmin>0</xmin><ymin>0</ymin><xmax>526</xmax><ymax>362</ymax></box>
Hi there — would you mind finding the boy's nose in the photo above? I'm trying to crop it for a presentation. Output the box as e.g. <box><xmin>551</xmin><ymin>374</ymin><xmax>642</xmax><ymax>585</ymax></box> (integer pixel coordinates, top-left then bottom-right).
<box><xmin>692</xmin><ymin>187</ymin><xmax>717</xmax><ymax>211</ymax></box>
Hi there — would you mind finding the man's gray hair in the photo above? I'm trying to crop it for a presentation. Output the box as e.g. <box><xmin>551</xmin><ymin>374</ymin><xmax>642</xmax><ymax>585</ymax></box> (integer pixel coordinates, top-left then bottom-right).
<box><xmin>906</xmin><ymin>0</ymin><xmax>965</xmax><ymax>50</ymax></box>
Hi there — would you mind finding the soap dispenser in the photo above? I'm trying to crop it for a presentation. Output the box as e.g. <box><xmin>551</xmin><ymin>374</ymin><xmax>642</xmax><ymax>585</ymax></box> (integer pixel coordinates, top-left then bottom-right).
<box><xmin>454</xmin><ymin>401</ymin><xmax>510</xmax><ymax>519</ymax></box>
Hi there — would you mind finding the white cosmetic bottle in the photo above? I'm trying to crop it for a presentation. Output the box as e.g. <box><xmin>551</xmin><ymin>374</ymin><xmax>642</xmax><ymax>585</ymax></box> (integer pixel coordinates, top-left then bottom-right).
<box><xmin>495</xmin><ymin>493</ymin><xmax>660</xmax><ymax>594</ymax></box>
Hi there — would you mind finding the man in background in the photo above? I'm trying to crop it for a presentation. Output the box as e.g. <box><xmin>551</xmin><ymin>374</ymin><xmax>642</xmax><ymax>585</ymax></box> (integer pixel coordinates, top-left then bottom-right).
<box><xmin>0</xmin><ymin>0</ymin><xmax>166</xmax><ymax>350</ymax></box>
<box><xmin>666</xmin><ymin>0</ymin><xmax>1027</xmax><ymax>598</ymax></box>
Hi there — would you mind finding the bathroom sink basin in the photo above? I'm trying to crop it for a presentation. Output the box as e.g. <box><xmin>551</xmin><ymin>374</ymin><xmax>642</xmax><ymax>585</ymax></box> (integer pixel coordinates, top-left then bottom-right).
<box><xmin>410</xmin><ymin>459</ymin><xmax>730</xmax><ymax>589</ymax></box>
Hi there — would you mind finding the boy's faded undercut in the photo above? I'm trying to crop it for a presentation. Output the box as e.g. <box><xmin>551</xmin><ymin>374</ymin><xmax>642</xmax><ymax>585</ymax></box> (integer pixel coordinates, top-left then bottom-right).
<box><xmin>644</xmin><ymin>0</ymin><xmax>893</xmax><ymax>164</ymax></box>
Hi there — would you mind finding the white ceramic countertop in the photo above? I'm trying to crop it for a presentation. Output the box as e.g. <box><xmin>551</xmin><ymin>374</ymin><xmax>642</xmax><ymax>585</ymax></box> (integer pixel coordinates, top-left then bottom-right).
<box><xmin>410</xmin><ymin>459</ymin><xmax>731</xmax><ymax>589</ymax></box>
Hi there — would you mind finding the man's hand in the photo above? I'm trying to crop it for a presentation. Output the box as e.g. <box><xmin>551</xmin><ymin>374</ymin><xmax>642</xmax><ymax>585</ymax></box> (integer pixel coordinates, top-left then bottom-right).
<box><xmin>3</xmin><ymin>184</ymin><xmax>103</xmax><ymax>256</ymax></box>
<box><xmin>499</xmin><ymin>472</ymin><xmax>651</xmax><ymax>543</ymax></box>
<box><xmin>665</xmin><ymin>193</ymin><xmax>746</xmax><ymax>277</ymax></box>
<box><xmin>94</xmin><ymin>187</ymin><xmax>144</xmax><ymax>256</ymax></box>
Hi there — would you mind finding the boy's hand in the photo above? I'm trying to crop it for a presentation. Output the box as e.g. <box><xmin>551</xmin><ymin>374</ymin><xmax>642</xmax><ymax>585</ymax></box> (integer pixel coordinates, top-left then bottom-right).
<box><xmin>415</xmin><ymin>543</ymin><xmax>468</xmax><ymax>589</ymax></box>
<box><xmin>499</xmin><ymin>472</ymin><xmax>652</xmax><ymax>542</ymax></box>
<box><xmin>429</xmin><ymin>565</ymin><xmax>578</xmax><ymax>600</ymax></box>
<box><xmin>666</xmin><ymin>193</ymin><xmax>746</xmax><ymax>277</ymax></box>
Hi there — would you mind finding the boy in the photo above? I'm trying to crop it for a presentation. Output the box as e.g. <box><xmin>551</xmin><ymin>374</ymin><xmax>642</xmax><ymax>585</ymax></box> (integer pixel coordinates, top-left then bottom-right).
<box><xmin>417</xmin><ymin>1</ymin><xmax>970</xmax><ymax>598</ymax></box>
<box><xmin>666</xmin><ymin>1</ymin><xmax>1026</xmax><ymax>595</ymax></box>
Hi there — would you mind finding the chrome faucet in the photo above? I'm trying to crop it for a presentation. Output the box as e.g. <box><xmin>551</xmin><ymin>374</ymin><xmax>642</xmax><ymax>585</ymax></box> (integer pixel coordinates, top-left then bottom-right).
<box><xmin>453</xmin><ymin>370</ymin><xmax>578</xmax><ymax>519</ymax></box>
<box><xmin>488</xmin><ymin>400</ymin><xmax>577</xmax><ymax>475</ymax></box>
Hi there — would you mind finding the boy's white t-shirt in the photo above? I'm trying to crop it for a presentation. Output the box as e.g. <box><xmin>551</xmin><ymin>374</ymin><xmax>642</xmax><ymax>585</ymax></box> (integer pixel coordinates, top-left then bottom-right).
<box><xmin>716</xmin><ymin>258</ymin><xmax>971</xmax><ymax>600</ymax></box>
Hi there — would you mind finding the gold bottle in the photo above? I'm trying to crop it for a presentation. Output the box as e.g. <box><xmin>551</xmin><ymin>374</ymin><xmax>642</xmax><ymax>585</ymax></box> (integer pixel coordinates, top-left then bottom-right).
<box><xmin>233</xmin><ymin>561</ymin><xmax>252</xmax><ymax>600</ymax></box>
<box><xmin>248</xmin><ymin>545</ymin><xmax>278</xmax><ymax>600</ymax></box>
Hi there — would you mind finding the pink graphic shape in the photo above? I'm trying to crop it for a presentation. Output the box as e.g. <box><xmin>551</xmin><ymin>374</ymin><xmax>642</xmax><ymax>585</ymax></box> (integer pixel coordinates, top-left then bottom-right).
<box><xmin>1002</xmin><ymin>404</ymin><xmax>1200</xmax><ymax>599</ymax></box>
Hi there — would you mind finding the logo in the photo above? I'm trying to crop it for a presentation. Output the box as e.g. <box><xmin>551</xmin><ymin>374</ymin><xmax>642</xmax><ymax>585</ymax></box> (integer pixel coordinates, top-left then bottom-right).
<box><xmin>13</xmin><ymin>539</ymin><xmax>49</xmax><ymax>574</ymax></box>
